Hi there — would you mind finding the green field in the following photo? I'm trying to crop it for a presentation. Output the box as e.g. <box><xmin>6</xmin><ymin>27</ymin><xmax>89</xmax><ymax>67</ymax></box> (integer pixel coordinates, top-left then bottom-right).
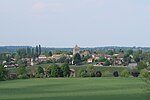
<box><xmin>0</xmin><ymin>78</ymin><xmax>149</xmax><ymax>100</ymax></box>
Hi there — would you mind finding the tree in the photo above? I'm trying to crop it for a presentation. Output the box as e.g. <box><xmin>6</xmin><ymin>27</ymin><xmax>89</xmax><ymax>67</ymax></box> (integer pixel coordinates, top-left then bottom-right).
<box><xmin>113</xmin><ymin>71</ymin><xmax>119</xmax><ymax>77</ymax></box>
<box><xmin>48</xmin><ymin>51</ymin><xmax>52</xmax><ymax>56</ymax></box>
<box><xmin>39</xmin><ymin>45</ymin><xmax>42</xmax><ymax>56</ymax></box>
<box><xmin>17</xmin><ymin>66</ymin><xmax>28</xmax><ymax>79</ymax></box>
<box><xmin>73</xmin><ymin>53</ymin><xmax>81</xmax><ymax>65</ymax></box>
<box><xmin>95</xmin><ymin>71</ymin><xmax>102</xmax><ymax>77</ymax></box>
<box><xmin>53</xmin><ymin>50</ymin><xmax>62</xmax><ymax>54</ymax></box>
<box><xmin>16</xmin><ymin>48</ymin><xmax>27</xmax><ymax>59</ymax></box>
<box><xmin>127</xmin><ymin>49</ymin><xmax>133</xmax><ymax>55</ymax></box>
<box><xmin>106</xmin><ymin>50</ymin><xmax>114</xmax><ymax>55</ymax></box>
<box><xmin>99</xmin><ymin>57</ymin><xmax>106</xmax><ymax>62</ymax></box>
<box><xmin>131</xmin><ymin>70</ymin><xmax>140</xmax><ymax>77</ymax></box>
<box><xmin>57</xmin><ymin>67</ymin><xmax>63</xmax><ymax>77</ymax></box>
<box><xmin>35</xmin><ymin>45</ymin><xmax>39</xmax><ymax>57</ymax></box>
<box><xmin>17</xmin><ymin>60</ymin><xmax>27</xmax><ymax>67</ymax></box>
<box><xmin>61</xmin><ymin>63</ymin><xmax>70</xmax><ymax>77</ymax></box>
<box><xmin>137</xmin><ymin>61</ymin><xmax>147</xmax><ymax>70</ymax></box>
<box><xmin>26</xmin><ymin>47</ymin><xmax>31</xmax><ymax>58</ymax></box>
<box><xmin>37</xmin><ymin>66</ymin><xmax>44</xmax><ymax>74</ymax></box>
<box><xmin>133</xmin><ymin>50</ymin><xmax>143</xmax><ymax>63</ymax></box>
<box><xmin>0</xmin><ymin>65</ymin><xmax>8</xmax><ymax>81</ymax></box>
<box><xmin>51</xmin><ymin>64</ymin><xmax>59</xmax><ymax>77</ymax></box>
<box><xmin>104</xmin><ymin>60</ymin><xmax>111</xmax><ymax>66</ymax></box>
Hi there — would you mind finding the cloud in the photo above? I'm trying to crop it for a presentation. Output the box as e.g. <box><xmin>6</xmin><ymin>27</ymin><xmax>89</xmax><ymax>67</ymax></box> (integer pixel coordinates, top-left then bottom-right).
<box><xmin>32</xmin><ymin>2</ymin><xmax>48</xmax><ymax>11</ymax></box>
<box><xmin>32</xmin><ymin>2</ymin><xmax>64</xmax><ymax>12</ymax></box>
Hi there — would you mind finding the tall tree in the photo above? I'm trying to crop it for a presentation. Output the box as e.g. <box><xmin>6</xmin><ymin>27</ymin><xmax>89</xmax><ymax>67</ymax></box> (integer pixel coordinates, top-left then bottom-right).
<box><xmin>31</xmin><ymin>48</ymin><xmax>35</xmax><ymax>57</ymax></box>
<box><xmin>35</xmin><ymin>45</ymin><xmax>39</xmax><ymax>57</ymax></box>
<box><xmin>26</xmin><ymin>47</ymin><xmax>31</xmax><ymax>58</ymax></box>
<box><xmin>39</xmin><ymin>45</ymin><xmax>41</xmax><ymax>56</ymax></box>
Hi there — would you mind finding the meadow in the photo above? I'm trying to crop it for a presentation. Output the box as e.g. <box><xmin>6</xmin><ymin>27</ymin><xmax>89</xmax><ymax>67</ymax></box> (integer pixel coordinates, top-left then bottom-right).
<box><xmin>0</xmin><ymin>78</ymin><xmax>149</xmax><ymax>100</ymax></box>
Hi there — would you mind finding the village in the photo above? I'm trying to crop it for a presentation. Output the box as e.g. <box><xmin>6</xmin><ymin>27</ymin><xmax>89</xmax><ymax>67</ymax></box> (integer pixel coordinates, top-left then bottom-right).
<box><xmin>2</xmin><ymin>45</ymin><xmax>135</xmax><ymax>68</ymax></box>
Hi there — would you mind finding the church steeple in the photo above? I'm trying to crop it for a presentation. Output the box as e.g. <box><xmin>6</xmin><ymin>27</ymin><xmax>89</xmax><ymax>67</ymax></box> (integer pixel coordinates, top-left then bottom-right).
<box><xmin>73</xmin><ymin>45</ymin><xmax>80</xmax><ymax>55</ymax></box>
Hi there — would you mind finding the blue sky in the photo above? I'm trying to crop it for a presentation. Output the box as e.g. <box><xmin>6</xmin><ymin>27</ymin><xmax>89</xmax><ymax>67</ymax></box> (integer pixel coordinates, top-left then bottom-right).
<box><xmin>0</xmin><ymin>0</ymin><xmax>150</xmax><ymax>47</ymax></box>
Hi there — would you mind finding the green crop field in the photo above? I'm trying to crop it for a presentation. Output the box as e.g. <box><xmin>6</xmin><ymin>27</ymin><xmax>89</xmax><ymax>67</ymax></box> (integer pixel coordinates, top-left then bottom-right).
<box><xmin>0</xmin><ymin>78</ymin><xmax>149</xmax><ymax>100</ymax></box>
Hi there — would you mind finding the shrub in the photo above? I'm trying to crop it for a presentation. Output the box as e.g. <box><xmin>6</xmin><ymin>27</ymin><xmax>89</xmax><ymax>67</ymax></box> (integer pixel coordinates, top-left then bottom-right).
<box><xmin>113</xmin><ymin>71</ymin><xmax>119</xmax><ymax>77</ymax></box>
<box><xmin>39</xmin><ymin>73</ymin><xmax>44</xmax><ymax>78</ymax></box>
<box><xmin>121</xmin><ymin>70</ymin><xmax>130</xmax><ymax>77</ymax></box>
<box><xmin>140</xmin><ymin>69</ymin><xmax>149</xmax><ymax>78</ymax></box>
<box><xmin>86</xmin><ymin>65</ymin><xmax>95</xmax><ymax>77</ymax></box>
<box><xmin>35</xmin><ymin>74</ymin><xmax>40</xmax><ymax>78</ymax></box>
<box><xmin>79</xmin><ymin>70</ymin><xmax>87</xmax><ymax>77</ymax></box>
<box><xmin>131</xmin><ymin>71</ymin><xmax>140</xmax><ymax>77</ymax></box>
<box><xmin>9</xmin><ymin>73</ymin><xmax>17</xmax><ymax>80</ymax></box>
<box><xmin>103</xmin><ymin>71</ymin><xmax>112</xmax><ymax>77</ymax></box>
<box><xmin>95</xmin><ymin>71</ymin><xmax>102</xmax><ymax>77</ymax></box>
<box><xmin>17</xmin><ymin>74</ymin><xmax>29</xmax><ymax>79</ymax></box>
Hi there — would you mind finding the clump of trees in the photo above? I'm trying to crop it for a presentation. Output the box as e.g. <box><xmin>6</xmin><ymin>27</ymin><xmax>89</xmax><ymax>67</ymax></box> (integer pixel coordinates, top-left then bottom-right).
<box><xmin>35</xmin><ymin>63</ymin><xmax>70</xmax><ymax>78</ymax></box>
<box><xmin>0</xmin><ymin>65</ymin><xmax>8</xmax><ymax>81</ymax></box>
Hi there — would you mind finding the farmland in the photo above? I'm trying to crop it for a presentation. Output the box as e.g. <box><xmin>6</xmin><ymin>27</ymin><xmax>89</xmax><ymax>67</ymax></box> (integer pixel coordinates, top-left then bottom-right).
<box><xmin>0</xmin><ymin>78</ymin><xmax>149</xmax><ymax>100</ymax></box>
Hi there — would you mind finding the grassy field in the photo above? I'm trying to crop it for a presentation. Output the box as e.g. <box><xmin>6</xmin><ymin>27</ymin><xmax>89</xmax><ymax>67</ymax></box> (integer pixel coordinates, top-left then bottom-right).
<box><xmin>0</xmin><ymin>78</ymin><xmax>149</xmax><ymax>100</ymax></box>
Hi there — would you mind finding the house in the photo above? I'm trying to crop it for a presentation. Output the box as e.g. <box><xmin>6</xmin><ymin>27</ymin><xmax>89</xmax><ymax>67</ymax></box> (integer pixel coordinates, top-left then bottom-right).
<box><xmin>146</xmin><ymin>68</ymin><xmax>150</xmax><ymax>73</ymax></box>
<box><xmin>87</xmin><ymin>58</ymin><xmax>93</xmax><ymax>63</ymax></box>
<box><xmin>51</xmin><ymin>54</ymin><xmax>61</xmax><ymax>60</ymax></box>
<box><xmin>94</xmin><ymin>62</ymin><xmax>105</xmax><ymax>66</ymax></box>
<box><xmin>114</xmin><ymin>59</ymin><xmax>122</xmax><ymax>65</ymax></box>
<box><xmin>38</xmin><ymin>55</ymin><xmax>48</xmax><ymax>62</ymax></box>
<box><xmin>81</xmin><ymin>50</ymin><xmax>90</xmax><ymax>57</ymax></box>
<box><xmin>4</xmin><ymin>64</ymin><xmax>18</xmax><ymax>68</ymax></box>
<box><xmin>39</xmin><ymin>55</ymin><xmax>47</xmax><ymax>59</ymax></box>
<box><xmin>92</xmin><ymin>54</ymin><xmax>100</xmax><ymax>60</ymax></box>
<box><xmin>104</xmin><ymin>55</ymin><xmax>112</xmax><ymax>60</ymax></box>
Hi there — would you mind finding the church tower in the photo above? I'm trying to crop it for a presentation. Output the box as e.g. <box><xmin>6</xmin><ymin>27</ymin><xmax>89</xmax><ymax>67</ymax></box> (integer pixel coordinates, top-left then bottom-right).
<box><xmin>73</xmin><ymin>45</ymin><xmax>80</xmax><ymax>55</ymax></box>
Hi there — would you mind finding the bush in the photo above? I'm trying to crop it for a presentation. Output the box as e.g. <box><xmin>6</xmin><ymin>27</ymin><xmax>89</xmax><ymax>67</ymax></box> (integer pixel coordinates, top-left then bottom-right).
<box><xmin>17</xmin><ymin>74</ymin><xmax>29</xmax><ymax>79</ymax></box>
<box><xmin>113</xmin><ymin>71</ymin><xmax>119</xmax><ymax>77</ymax></box>
<box><xmin>140</xmin><ymin>69</ymin><xmax>149</xmax><ymax>78</ymax></box>
<box><xmin>9</xmin><ymin>73</ymin><xmax>17</xmax><ymax>80</ymax></box>
<box><xmin>35</xmin><ymin>74</ymin><xmax>40</xmax><ymax>78</ymax></box>
<box><xmin>86</xmin><ymin>65</ymin><xmax>95</xmax><ymax>77</ymax></box>
<box><xmin>131</xmin><ymin>71</ymin><xmax>140</xmax><ymax>77</ymax></box>
<box><xmin>103</xmin><ymin>71</ymin><xmax>112</xmax><ymax>77</ymax></box>
<box><xmin>79</xmin><ymin>70</ymin><xmax>87</xmax><ymax>77</ymax></box>
<box><xmin>95</xmin><ymin>71</ymin><xmax>102</xmax><ymax>77</ymax></box>
<box><xmin>121</xmin><ymin>70</ymin><xmax>130</xmax><ymax>77</ymax></box>
<box><xmin>39</xmin><ymin>73</ymin><xmax>44</xmax><ymax>78</ymax></box>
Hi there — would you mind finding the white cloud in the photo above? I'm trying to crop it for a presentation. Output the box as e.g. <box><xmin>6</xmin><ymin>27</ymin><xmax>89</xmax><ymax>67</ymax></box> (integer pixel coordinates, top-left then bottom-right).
<box><xmin>32</xmin><ymin>2</ymin><xmax>64</xmax><ymax>12</ymax></box>
<box><xmin>32</xmin><ymin>2</ymin><xmax>48</xmax><ymax>11</ymax></box>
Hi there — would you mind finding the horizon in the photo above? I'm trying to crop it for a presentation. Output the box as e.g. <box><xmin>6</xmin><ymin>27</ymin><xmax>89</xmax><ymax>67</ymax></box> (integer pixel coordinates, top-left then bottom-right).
<box><xmin>0</xmin><ymin>0</ymin><xmax>150</xmax><ymax>47</ymax></box>
<box><xmin>0</xmin><ymin>45</ymin><xmax>149</xmax><ymax>48</ymax></box>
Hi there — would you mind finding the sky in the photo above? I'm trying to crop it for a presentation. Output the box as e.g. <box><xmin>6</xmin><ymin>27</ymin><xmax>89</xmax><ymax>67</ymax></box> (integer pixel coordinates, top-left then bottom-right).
<box><xmin>0</xmin><ymin>0</ymin><xmax>150</xmax><ymax>47</ymax></box>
